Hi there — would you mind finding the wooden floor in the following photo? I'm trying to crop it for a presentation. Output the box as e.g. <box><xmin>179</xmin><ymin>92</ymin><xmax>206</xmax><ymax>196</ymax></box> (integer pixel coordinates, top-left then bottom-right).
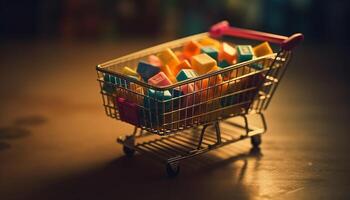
<box><xmin>0</xmin><ymin>40</ymin><xmax>349</xmax><ymax>200</ymax></box>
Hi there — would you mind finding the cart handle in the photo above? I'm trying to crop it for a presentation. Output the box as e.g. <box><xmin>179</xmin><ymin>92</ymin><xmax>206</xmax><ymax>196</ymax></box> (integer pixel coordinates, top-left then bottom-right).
<box><xmin>209</xmin><ymin>21</ymin><xmax>304</xmax><ymax>51</ymax></box>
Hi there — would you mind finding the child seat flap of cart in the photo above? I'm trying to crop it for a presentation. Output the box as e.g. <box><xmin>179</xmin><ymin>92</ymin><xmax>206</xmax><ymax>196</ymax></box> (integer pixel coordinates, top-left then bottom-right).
<box><xmin>96</xmin><ymin>21</ymin><xmax>303</xmax><ymax>177</ymax></box>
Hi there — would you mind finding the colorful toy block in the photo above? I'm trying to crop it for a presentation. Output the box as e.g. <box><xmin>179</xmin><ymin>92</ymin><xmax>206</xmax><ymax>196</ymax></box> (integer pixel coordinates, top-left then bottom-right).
<box><xmin>117</xmin><ymin>75</ymin><xmax>139</xmax><ymax>88</ymax></box>
<box><xmin>137</xmin><ymin>61</ymin><xmax>160</xmax><ymax>81</ymax></box>
<box><xmin>103</xmin><ymin>73</ymin><xmax>140</xmax><ymax>94</ymax></box>
<box><xmin>157</xmin><ymin>48</ymin><xmax>180</xmax><ymax>69</ymax></box>
<box><xmin>144</xmin><ymin>89</ymin><xmax>172</xmax><ymax>111</ymax></box>
<box><xmin>253</xmin><ymin>42</ymin><xmax>273</xmax><ymax>57</ymax></box>
<box><xmin>183</xmin><ymin>40</ymin><xmax>201</xmax><ymax>60</ymax></box>
<box><xmin>102</xmin><ymin>74</ymin><xmax>116</xmax><ymax>93</ymax></box>
<box><xmin>199</xmin><ymin>66</ymin><xmax>223</xmax><ymax>100</ymax></box>
<box><xmin>160</xmin><ymin>64</ymin><xmax>177</xmax><ymax>83</ymax></box>
<box><xmin>220</xmin><ymin>81</ymin><xmax>239</xmax><ymax>108</ymax></box>
<box><xmin>174</xmin><ymin>51</ymin><xmax>186</xmax><ymax>62</ymax></box>
<box><xmin>178</xmin><ymin>83</ymin><xmax>200</xmax><ymax>107</ymax></box>
<box><xmin>142</xmin><ymin>89</ymin><xmax>173</xmax><ymax>127</ymax></box>
<box><xmin>124</xmin><ymin>83</ymin><xmax>144</xmax><ymax>105</ymax></box>
<box><xmin>170</xmin><ymin>88</ymin><xmax>183</xmax><ymax>109</ymax></box>
<box><xmin>219</xmin><ymin>42</ymin><xmax>237</xmax><ymax>63</ymax></box>
<box><xmin>198</xmin><ymin>36</ymin><xmax>221</xmax><ymax>49</ymax></box>
<box><xmin>122</xmin><ymin>66</ymin><xmax>138</xmax><ymax>77</ymax></box>
<box><xmin>222</xmin><ymin>66</ymin><xmax>252</xmax><ymax>81</ymax></box>
<box><xmin>148</xmin><ymin>72</ymin><xmax>173</xmax><ymax>87</ymax></box>
<box><xmin>179</xmin><ymin>83</ymin><xmax>201</xmax><ymax>124</ymax></box>
<box><xmin>173</xmin><ymin>60</ymin><xmax>192</xmax><ymax>76</ymax></box>
<box><xmin>251</xmin><ymin>57</ymin><xmax>263</xmax><ymax>70</ymax></box>
<box><xmin>148</xmin><ymin>55</ymin><xmax>162</xmax><ymax>67</ymax></box>
<box><xmin>191</xmin><ymin>53</ymin><xmax>217</xmax><ymax>75</ymax></box>
<box><xmin>237</xmin><ymin>45</ymin><xmax>254</xmax><ymax>62</ymax></box>
<box><xmin>176</xmin><ymin>69</ymin><xmax>198</xmax><ymax>82</ymax></box>
<box><xmin>218</xmin><ymin>60</ymin><xmax>231</xmax><ymax>68</ymax></box>
<box><xmin>116</xmin><ymin>97</ymin><xmax>140</xmax><ymax>126</ymax></box>
<box><xmin>220</xmin><ymin>73</ymin><xmax>263</xmax><ymax>110</ymax></box>
<box><xmin>201</xmin><ymin>46</ymin><xmax>218</xmax><ymax>60</ymax></box>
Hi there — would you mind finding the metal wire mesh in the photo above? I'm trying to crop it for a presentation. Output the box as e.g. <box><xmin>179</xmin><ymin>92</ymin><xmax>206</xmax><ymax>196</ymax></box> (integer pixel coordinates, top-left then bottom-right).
<box><xmin>96</xmin><ymin>33</ymin><xmax>291</xmax><ymax>135</ymax></box>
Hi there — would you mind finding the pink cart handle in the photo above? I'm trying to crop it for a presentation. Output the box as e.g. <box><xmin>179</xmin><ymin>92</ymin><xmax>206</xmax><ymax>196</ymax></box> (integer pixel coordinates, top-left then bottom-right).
<box><xmin>209</xmin><ymin>21</ymin><xmax>304</xmax><ymax>51</ymax></box>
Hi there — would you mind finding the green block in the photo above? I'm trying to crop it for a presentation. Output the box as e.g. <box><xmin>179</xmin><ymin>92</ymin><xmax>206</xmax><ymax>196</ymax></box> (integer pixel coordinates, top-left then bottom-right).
<box><xmin>237</xmin><ymin>45</ymin><xmax>253</xmax><ymax>62</ymax></box>
<box><xmin>102</xmin><ymin>74</ymin><xmax>117</xmax><ymax>93</ymax></box>
<box><xmin>142</xmin><ymin>89</ymin><xmax>173</xmax><ymax>126</ymax></box>
<box><xmin>201</xmin><ymin>46</ymin><xmax>218</xmax><ymax>60</ymax></box>
<box><xmin>176</xmin><ymin>69</ymin><xmax>198</xmax><ymax>82</ymax></box>
<box><xmin>218</xmin><ymin>60</ymin><xmax>231</xmax><ymax>68</ymax></box>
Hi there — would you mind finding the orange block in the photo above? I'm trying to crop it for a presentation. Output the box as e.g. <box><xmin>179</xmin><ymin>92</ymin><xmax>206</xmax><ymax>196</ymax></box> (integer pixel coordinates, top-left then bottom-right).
<box><xmin>198</xmin><ymin>36</ymin><xmax>221</xmax><ymax>49</ymax></box>
<box><xmin>174</xmin><ymin>51</ymin><xmax>186</xmax><ymax>62</ymax></box>
<box><xmin>198</xmin><ymin>66</ymin><xmax>224</xmax><ymax>100</ymax></box>
<box><xmin>157</xmin><ymin>48</ymin><xmax>180</xmax><ymax>69</ymax></box>
<box><xmin>183</xmin><ymin>40</ymin><xmax>201</xmax><ymax>60</ymax></box>
<box><xmin>173</xmin><ymin>60</ymin><xmax>192</xmax><ymax>77</ymax></box>
<box><xmin>222</xmin><ymin>66</ymin><xmax>252</xmax><ymax>81</ymax></box>
<box><xmin>219</xmin><ymin>42</ymin><xmax>237</xmax><ymax>63</ymax></box>
<box><xmin>191</xmin><ymin>53</ymin><xmax>217</xmax><ymax>75</ymax></box>
<box><xmin>160</xmin><ymin>64</ymin><xmax>177</xmax><ymax>83</ymax></box>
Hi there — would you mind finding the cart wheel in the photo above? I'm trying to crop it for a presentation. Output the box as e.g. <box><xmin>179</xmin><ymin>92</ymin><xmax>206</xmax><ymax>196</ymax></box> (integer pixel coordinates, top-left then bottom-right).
<box><xmin>251</xmin><ymin>135</ymin><xmax>262</xmax><ymax>147</ymax></box>
<box><xmin>123</xmin><ymin>145</ymin><xmax>135</xmax><ymax>157</ymax></box>
<box><xmin>166</xmin><ymin>163</ymin><xmax>180</xmax><ymax>177</ymax></box>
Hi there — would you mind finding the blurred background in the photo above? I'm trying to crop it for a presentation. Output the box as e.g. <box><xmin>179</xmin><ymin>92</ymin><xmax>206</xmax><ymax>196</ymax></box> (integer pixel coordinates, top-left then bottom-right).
<box><xmin>1</xmin><ymin>1</ymin><xmax>350</xmax><ymax>200</ymax></box>
<box><xmin>1</xmin><ymin>0</ymin><xmax>349</xmax><ymax>43</ymax></box>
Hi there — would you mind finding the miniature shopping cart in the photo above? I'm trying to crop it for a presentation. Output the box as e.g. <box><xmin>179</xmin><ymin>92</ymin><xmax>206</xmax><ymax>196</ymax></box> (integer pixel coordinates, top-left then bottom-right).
<box><xmin>96</xmin><ymin>21</ymin><xmax>303</xmax><ymax>177</ymax></box>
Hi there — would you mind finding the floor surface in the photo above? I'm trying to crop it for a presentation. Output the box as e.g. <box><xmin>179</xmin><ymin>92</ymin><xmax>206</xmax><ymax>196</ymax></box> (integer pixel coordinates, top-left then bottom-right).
<box><xmin>0</xmin><ymin>39</ymin><xmax>349</xmax><ymax>200</ymax></box>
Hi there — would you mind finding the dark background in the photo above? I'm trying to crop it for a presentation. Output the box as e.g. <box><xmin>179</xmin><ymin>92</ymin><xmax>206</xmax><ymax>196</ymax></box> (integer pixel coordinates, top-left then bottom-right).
<box><xmin>1</xmin><ymin>0</ymin><xmax>349</xmax><ymax>43</ymax></box>
<box><xmin>0</xmin><ymin>1</ymin><xmax>349</xmax><ymax>200</ymax></box>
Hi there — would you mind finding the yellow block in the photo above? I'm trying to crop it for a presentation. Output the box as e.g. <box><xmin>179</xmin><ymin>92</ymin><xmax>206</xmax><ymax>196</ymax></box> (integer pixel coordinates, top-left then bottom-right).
<box><xmin>198</xmin><ymin>36</ymin><xmax>221</xmax><ymax>49</ymax></box>
<box><xmin>253</xmin><ymin>42</ymin><xmax>273</xmax><ymax>57</ymax></box>
<box><xmin>191</xmin><ymin>53</ymin><xmax>217</xmax><ymax>75</ymax></box>
<box><xmin>157</xmin><ymin>48</ymin><xmax>180</xmax><ymax>69</ymax></box>
<box><xmin>160</xmin><ymin>64</ymin><xmax>177</xmax><ymax>84</ymax></box>
<box><xmin>122</xmin><ymin>66</ymin><xmax>138</xmax><ymax>77</ymax></box>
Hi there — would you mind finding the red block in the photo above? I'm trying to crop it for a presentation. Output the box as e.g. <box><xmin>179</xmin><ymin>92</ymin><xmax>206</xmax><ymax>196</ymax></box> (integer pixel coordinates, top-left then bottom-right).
<box><xmin>116</xmin><ymin>97</ymin><xmax>140</xmax><ymax>126</ymax></box>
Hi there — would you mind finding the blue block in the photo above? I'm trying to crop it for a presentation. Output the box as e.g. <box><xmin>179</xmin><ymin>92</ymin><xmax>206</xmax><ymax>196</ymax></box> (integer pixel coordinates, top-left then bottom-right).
<box><xmin>237</xmin><ymin>45</ymin><xmax>253</xmax><ymax>63</ymax></box>
<box><xmin>137</xmin><ymin>61</ymin><xmax>160</xmax><ymax>82</ymax></box>
<box><xmin>201</xmin><ymin>46</ymin><xmax>218</xmax><ymax>60</ymax></box>
<box><xmin>176</xmin><ymin>69</ymin><xmax>198</xmax><ymax>82</ymax></box>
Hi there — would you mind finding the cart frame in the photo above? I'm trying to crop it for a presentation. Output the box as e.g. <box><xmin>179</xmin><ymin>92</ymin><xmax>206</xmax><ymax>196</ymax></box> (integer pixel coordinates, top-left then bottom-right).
<box><xmin>96</xmin><ymin>21</ymin><xmax>303</xmax><ymax>177</ymax></box>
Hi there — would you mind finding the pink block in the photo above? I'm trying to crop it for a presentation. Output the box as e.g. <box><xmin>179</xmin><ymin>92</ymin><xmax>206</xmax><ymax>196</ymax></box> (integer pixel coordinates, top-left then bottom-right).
<box><xmin>179</xmin><ymin>83</ymin><xmax>200</xmax><ymax>106</ymax></box>
<box><xmin>148</xmin><ymin>55</ymin><xmax>162</xmax><ymax>67</ymax></box>
<box><xmin>177</xmin><ymin>83</ymin><xmax>202</xmax><ymax>125</ymax></box>
<box><xmin>116</xmin><ymin>97</ymin><xmax>140</xmax><ymax>126</ymax></box>
<box><xmin>148</xmin><ymin>72</ymin><xmax>173</xmax><ymax>87</ymax></box>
